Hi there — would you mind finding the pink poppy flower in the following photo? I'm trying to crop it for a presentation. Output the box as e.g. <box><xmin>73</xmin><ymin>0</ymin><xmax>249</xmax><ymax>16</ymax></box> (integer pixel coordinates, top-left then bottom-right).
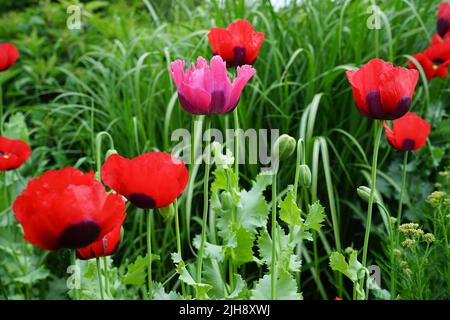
<box><xmin>168</xmin><ymin>55</ymin><xmax>256</xmax><ymax>115</ymax></box>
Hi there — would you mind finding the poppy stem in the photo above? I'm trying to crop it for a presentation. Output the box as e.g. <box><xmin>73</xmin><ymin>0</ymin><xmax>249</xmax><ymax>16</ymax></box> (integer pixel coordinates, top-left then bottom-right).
<box><xmin>173</xmin><ymin>198</ymin><xmax>186</xmax><ymax>296</ymax></box>
<box><xmin>197</xmin><ymin>116</ymin><xmax>211</xmax><ymax>284</ymax></box>
<box><xmin>96</xmin><ymin>258</ymin><xmax>105</xmax><ymax>300</ymax></box>
<box><xmin>146</xmin><ymin>209</ymin><xmax>153</xmax><ymax>300</ymax></box>
<box><xmin>361</xmin><ymin>121</ymin><xmax>383</xmax><ymax>299</ymax></box>
<box><xmin>271</xmin><ymin>172</ymin><xmax>278</xmax><ymax>300</ymax></box>
<box><xmin>390</xmin><ymin>150</ymin><xmax>409</xmax><ymax>298</ymax></box>
<box><xmin>70</xmin><ymin>250</ymin><xmax>80</xmax><ymax>300</ymax></box>
<box><xmin>233</xmin><ymin>109</ymin><xmax>239</xmax><ymax>182</ymax></box>
<box><xmin>102</xmin><ymin>256</ymin><xmax>110</xmax><ymax>297</ymax></box>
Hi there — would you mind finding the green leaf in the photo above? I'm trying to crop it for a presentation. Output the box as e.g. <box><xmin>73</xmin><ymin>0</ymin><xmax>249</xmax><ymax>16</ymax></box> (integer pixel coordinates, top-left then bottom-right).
<box><xmin>329</xmin><ymin>251</ymin><xmax>364</xmax><ymax>283</ymax></box>
<box><xmin>234</xmin><ymin>228</ymin><xmax>255</xmax><ymax>265</ymax></box>
<box><xmin>193</xmin><ymin>234</ymin><xmax>225</xmax><ymax>262</ymax></box>
<box><xmin>14</xmin><ymin>266</ymin><xmax>50</xmax><ymax>284</ymax></box>
<box><xmin>152</xmin><ymin>282</ymin><xmax>183</xmax><ymax>300</ymax></box>
<box><xmin>123</xmin><ymin>254</ymin><xmax>160</xmax><ymax>286</ymax></box>
<box><xmin>305</xmin><ymin>201</ymin><xmax>325</xmax><ymax>231</ymax></box>
<box><xmin>3</xmin><ymin>112</ymin><xmax>29</xmax><ymax>143</ymax></box>
<box><xmin>251</xmin><ymin>271</ymin><xmax>302</xmax><ymax>300</ymax></box>
<box><xmin>279</xmin><ymin>189</ymin><xmax>304</xmax><ymax>226</ymax></box>
<box><xmin>171</xmin><ymin>253</ymin><xmax>212</xmax><ymax>299</ymax></box>
<box><xmin>236</xmin><ymin>172</ymin><xmax>272</xmax><ymax>234</ymax></box>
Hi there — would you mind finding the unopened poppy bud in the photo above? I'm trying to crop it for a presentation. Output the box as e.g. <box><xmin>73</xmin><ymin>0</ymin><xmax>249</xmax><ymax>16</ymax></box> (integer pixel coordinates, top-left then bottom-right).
<box><xmin>273</xmin><ymin>134</ymin><xmax>296</xmax><ymax>161</ymax></box>
<box><xmin>220</xmin><ymin>191</ymin><xmax>234</xmax><ymax>210</ymax></box>
<box><xmin>357</xmin><ymin>186</ymin><xmax>380</xmax><ymax>203</ymax></box>
<box><xmin>298</xmin><ymin>164</ymin><xmax>311</xmax><ymax>188</ymax></box>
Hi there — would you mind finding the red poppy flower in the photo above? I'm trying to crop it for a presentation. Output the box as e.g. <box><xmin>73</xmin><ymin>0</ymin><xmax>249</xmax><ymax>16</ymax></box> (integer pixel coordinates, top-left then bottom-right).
<box><xmin>76</xmin><ymin>223</ymin><xmax>123</xmax><ymax>260</ymax></box>
<box><xmin>383</xmin><ymin>112</ymin><xmax>430</xmax><ymax>151</ymax></box>
<box><xmin>101</xmin><ymin>152</ymin><xmax>189</xmax><ymax>209</ymax></box>
<box><xmin>408</xmin><ymin>42</ymin><xmax>450</xmax><ymax>80</ymax></box>
<box><xmin>208</xmin><ymin>19</ymin><xmax>265</xmax><ymax>67</ymax></box>
<box><xmin>0</xmin><ymin>43</ymin><xmax>19</xmax><ymax>71</ymax></box>
<box><xmin>13</xmin><ymin>167</ymin><xmax>126</xmax><ymax>251</ymax></box>
<box><xmin>346</xmin><ymin>59</ymin><xmax>419</xmax><ymax>120</ymax></box>
<box><xmin>0</xmin><ymin>136</ymin><xmax>31</xmax><ymax>171</ymax></box>
<box><xmin>430</xmin><ymin>32</ymin><xmax>450</xmax><ymax>46</ymax></box>
<box><xmin>437</xmin><ymin>2</ymin><xmax>450</xmax><ymax>37</ymax></box>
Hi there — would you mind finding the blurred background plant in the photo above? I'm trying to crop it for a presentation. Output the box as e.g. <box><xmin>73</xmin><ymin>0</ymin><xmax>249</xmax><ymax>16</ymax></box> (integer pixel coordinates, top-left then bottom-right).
<box><xmin>0</xmin><ymin>0</ymin><xmax>448</xmax><ymax>300</ymax></box>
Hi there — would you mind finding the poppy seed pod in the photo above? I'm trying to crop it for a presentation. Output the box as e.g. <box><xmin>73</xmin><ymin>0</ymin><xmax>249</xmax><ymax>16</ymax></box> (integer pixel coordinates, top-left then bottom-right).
<box><xmin>357</xmin><ymin>186</ymin><xmax>381</xmax><ymax>204</ymax></box>
<box><xmin>298</xmin><ymin>164</ymin><xmax>312</xmax><ymax>188</ymax></box>
<box><xmin>272</xmin><ymin>134</ymin><xmax>296</xmax><ymax>161</ymax></box>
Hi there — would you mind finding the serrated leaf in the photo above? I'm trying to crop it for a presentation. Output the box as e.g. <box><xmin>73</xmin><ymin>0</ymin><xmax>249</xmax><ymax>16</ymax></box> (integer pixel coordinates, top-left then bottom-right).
<box><xmin>236</xmin><ymin>173</ymin><xmax>272</xmax><ymax>234</ymax></box>
<box><xmin>3</xmin><ymin>112</ymin><xmax>29</xmax><ymax>143</ymax></box>
<box><xmin>234</xmin><ymin>228</ymin><xmax>255</xmax><ymax>265</ymax></box>
<box><xmin>123</xmin><ymin>254</ymin><xmax>160</xmax><ymax>285</ymax></box>
<box><xmin>251</xmin><ymin>271</ymin><xmax>302</xmax><ymax>300</ymax></box>
<box><xmin>14</xmin><ymin>266</ymin><xmax>50</xmax><ymax>284</ymax></box>
<box><xmin>279</xmin><ymin>190</ymin><xmax>304</xmax><ymax>226</ymax></box>
<box><xmin>329</xmin><ymin>251</ymin><xmax>364</xmax><ymax>283</ymax></box>
<box><xmin>193</xmin><ymin>234</ymin><xmax>225</xmax><ymax>262</ymax></box>
<box><xmin>305</xmin><ymin>201</ymin><xmax>325</xmax><ymax>231</ymax></box>
<box><xmin>152</xmin><ymin>282</ymin><xmax>183</xmax><ymax>300</ymax></box>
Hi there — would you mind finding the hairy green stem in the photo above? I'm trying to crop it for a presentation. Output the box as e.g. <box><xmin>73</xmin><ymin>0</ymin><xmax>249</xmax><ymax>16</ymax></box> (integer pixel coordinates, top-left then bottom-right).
<box><xmin>147</xmin><ymin>209</ymin><xmax>153</xmax><ymax>299</ymax></box>
<box><xmin>233</xmin><ymin>109</ymin><xmax>239</xmax><ymax>182</ymax></box>
<box><xmin>197</xmin><ymin>116</ymin><xmax>211</xmax><ymax>283</ymax></box>
<box><xmin>391</xmin><ymin>151</ymin><xmax>408</xmax><ymax>298</ymax></box>
<box><xmin>71</xmin><ymin>250</ymin><xmax>80</xmax><ymax>300</ymax></box>
<box><xmin>271</xmin><ymin>173</ymin><xmax>278</xmax><ymax>300</ymax></box>
<box><xmin>173</xmin><ymin>198</ymin><xmax>186</xmax><ymax>296</ymax></box>
<box><xmin>360</xmin><ymin>121</ymin><xmax>383</xmax><ymax>299</ymax></box>
<box><xmin>96</xmin><ymin>258</ymin><xmax>105</xmax><ymax>300</ymax></box>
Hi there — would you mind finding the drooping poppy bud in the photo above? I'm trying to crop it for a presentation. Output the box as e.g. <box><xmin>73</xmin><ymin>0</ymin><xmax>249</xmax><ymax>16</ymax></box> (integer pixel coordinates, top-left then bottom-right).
<box><xmin>169</xmin><ymin>56</ymin><xmax>256</xmax><ymax>115</ymax></box>
<box><xmin>208</xmin><ymin>19</ymin><xmax>265</xmax><ymax>67</ymax></box>
<box><xmin>298</xmin><ymin>164</ymin><xmax>312</xmax><ymax>188</ymax></box>
<box><xmin>101</xmin><ymin>152</ymin><xmax>189</xmax><ymax>209</ymax></box>
<box><xmin>346</xmin><ymin>59</ymin><xmax>419</xmax><ymax>120</ymax></box>
<box><xmin>0</xmin><ymin>43</ymin><xmax>19</xmax><ymax>71</ymax></box>
<box><xmin>383</xmin><ymin>112</ymin><xmax>430</xmax><ymax>151</ymax></box>
<box><xmin>357</xmin><ymin>186</ymin><xmax>381</xmax><ymax>204</ymax></box>
<box><xmin>272</xmin><ymin>134</ymin><xmax>296</xmax><ymax>161</ymax></box>
<box><xmin>13</xmin><ymin>167</ymin><xmax>126</xmax><ymax>251</ymax></box>
<box><xmin>408</xmin><ymin>42</ymin><xmax>450</xmax><ymax>80</ymax></box>
<box><xmin>437</xmin><ymin>2</ymin><xmax>450</xmax><ymax>37</ymax></box>
<box><xmin>76</xmin><ymin>223</ymin><xmax>124</xmax><ymax>260</ymax></box>
<box><xmin>0</xmin><ymin>136</ymin><xmax>31</xmax><ymax>171</ymax></box>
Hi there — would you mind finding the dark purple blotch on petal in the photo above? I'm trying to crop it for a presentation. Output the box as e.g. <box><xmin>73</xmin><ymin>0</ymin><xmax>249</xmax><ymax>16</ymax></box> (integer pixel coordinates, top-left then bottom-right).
<box><xmin>366</xmin><ymin>91</ymin><xmax>383</xmax><ymax>119</ymax></box>
<box><xmin>129</xmin><ymin>193</ymin><xmax>156</xmax><ymax>209</ymax></box>
<box><xmin>389</xmin><ymin>97</ymin><xmax>411</xmax><ymax>120</ymax></box>
<box><xmin>402</xmin><ymin>139</ymin><xmax>415</xmax><ymax>151</ymax></box>
<box><xmin>179</xmin><ymin>93</ymin><xmax>200</xmax><ymax>114</ymax></box>
<box><xmin>60</xmin><ymin>220</ymin><xmax>100</xmax><ymax>249</ymax></box>
<box><xmin>231</xmin><ymin>47</ymin><xmax>246</xmax><ymax>67</ymax></box>
<box><xmin>437</xmin><ymin>18</ymin><xmax>450</xmax><ymax>37</ymax></box>
<box><xmin>209</xmin><ymin>91</ymin><xmax>226</xmax><ymax>114</ymax></box>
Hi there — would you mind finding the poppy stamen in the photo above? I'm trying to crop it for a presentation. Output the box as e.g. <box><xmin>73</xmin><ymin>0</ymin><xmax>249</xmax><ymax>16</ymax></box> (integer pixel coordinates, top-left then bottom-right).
<box><xmin>59</xmin><ymin>220</ymin><xmax>100</xmax><ymax>249</ymax></box>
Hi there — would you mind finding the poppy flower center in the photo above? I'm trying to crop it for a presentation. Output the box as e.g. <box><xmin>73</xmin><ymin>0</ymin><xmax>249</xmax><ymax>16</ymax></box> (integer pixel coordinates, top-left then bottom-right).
<box><xmin>401</xmin><ymin>139</ymin><xmax>415</xmax><ymax>151</ymax></box>
<box><xmin>0</xmin><ymin>151</ymin><xmax>11</xmax><ymax>159</ymax></box>
<box><xmin>232</xmin><ymin>47</ymin><xmax>246</xmax><ymax>67</ymax></box>
<box><xmin>59</xmin><ymin>220</ymin><xmax>100</xmax><ymax>249</ymax></box>
<box><xmin>437</xmin><ymin>18</ymin><xmax>450</xmax><ymax>37</ymax></box>
<box><xmin>365</xmin><ymin>91</ymin><xmax>382</xmax><ymax>118</ymax></box>
<box><xmin>129</xmin><ymin>193</ymin><xmax>156</xmax><ymax>209</ymax></box>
